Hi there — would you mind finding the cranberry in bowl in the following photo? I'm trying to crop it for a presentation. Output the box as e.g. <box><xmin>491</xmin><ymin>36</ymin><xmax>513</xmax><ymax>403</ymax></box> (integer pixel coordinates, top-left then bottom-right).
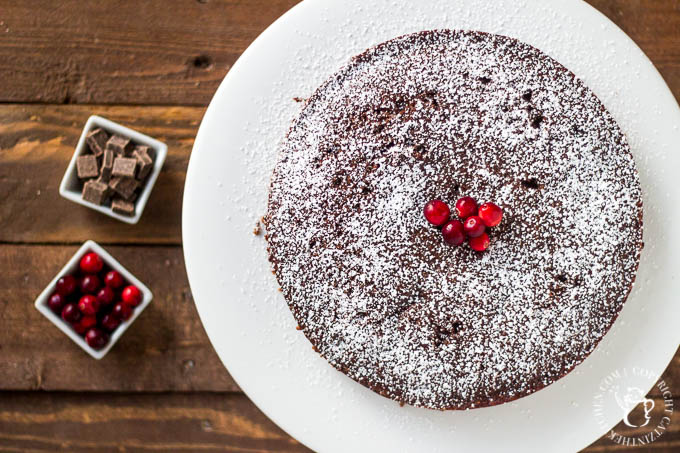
<box><xmin>34</xmin><ymin>240</ymin><xmax>153</xmax><ymax>359</ymax></box>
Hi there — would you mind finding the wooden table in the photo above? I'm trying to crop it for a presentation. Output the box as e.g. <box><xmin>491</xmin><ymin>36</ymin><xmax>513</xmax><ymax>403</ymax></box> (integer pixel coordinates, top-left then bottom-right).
<box><xmin>0</xmin><ymin>1</ymin><xmax>678</xmax><ymax>451</ymax></box>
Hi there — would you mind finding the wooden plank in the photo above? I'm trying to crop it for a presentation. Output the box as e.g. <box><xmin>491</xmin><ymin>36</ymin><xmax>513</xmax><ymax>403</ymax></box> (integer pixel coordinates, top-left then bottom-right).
<box><xmin>0</xmin><ymin>392</ymin><xmax>311</xmax><ymax>452</ymax></box>
<box><xmin>0</xmin><ymin>104</ymin><xmax>201</xmax><ymax>244</ymax></box>
<box><xmin>1</xmin><ymin>242</ymin><xmax>678</xmax><ymax>394</ymax></box>
<box><xmin>0</xmin><ymin>244</ymin><xmax>238</xmax><ymax>392</ymax></box>
<box><xmin>0</xmin><ymin>1</ymin><xmax>677</xmax><ymax>106</ymax></box>
<box><xmin>586</xmin><ymin>0</ymin><xmax>680</xmax><ymax>103</ymax></box>
<box><xmin>0</xmin><ymin>0</ymin><xmax>301</xmax><ymax>105</ymax></box>
<box><xmin>0</xmin><ymin>391</ymin><xmax>677</xmax><ymax>453</ymax></box>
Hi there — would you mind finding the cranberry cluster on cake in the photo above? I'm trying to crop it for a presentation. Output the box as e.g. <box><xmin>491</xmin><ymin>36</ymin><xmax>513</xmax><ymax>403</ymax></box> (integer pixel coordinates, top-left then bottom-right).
<box><xmin>264</xmin><ymin>30</ymin><xmax>643</xmax><ymax>410</ymax></box>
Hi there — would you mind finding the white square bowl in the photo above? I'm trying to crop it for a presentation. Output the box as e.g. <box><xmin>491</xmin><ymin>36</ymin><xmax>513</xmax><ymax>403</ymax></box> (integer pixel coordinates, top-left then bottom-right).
<box><xmin>34</xmin><ymin>240</ymin><xmax>153</xmax><ymax>359</ymax></box>
<box><xmin>59</xmin><ymin>115</ymin><xmax>168</xmax><ymax>224</ymax></box>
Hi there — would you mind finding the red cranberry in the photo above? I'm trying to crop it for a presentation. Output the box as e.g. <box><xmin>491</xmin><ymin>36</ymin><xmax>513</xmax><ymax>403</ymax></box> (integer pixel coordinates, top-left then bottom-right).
<box><xmin>55</xmin><ymin>275</ymin><xmax>77</xmax><ymax>296</ymax></box>
<box><xmin>61</xmin><ymin>303</ymin><xmax>82</xmax><ymax>324</ymax></box>
<box><xmin>112</xmin><ymin>302</ymin><xmax>133</xmax><ymax>321</ymax></box>
<box><xmin>48</xmin><ymin>293</ymin><xmax>66</xmax><ymax>313</ymax></box>
<box><xmin>85</xmin><ymin>327</ymin><xmax>109</xmax><ymax>350</ymax></box>
<box><xmin>441</xmin><ymin>220</ymin><xmax>465</xmax><ymax>246</ymax></box>
<box><xmin>122</xmin><ymin>285</ymin><xmax>142</xmax><ymax>307</ymax></box>
<box><xmin>101</xmin><ymin>314</ymin><xmax>121</xmax><ymax>332</ymax></box>
<box><xmin>73</xmin><ymin>322</ymin><xmax>87</xmax><ymax>335</ymax></box>
<box><xmin>80</xmin><ymin>252</ymin><xmax>104</xmax><ymax>274</ymax></box>
<box><xmin>455</xmin><ymin>196</ymin><xmax>478</xmax><ymax>218</ymax></box>
<box><xmin>78</xmin><ymin>294</ymin><xmax>100</xmax><ymax>316</ymax></box>
<box><xmin>463</xmin><ymin>215</ymin><xmax>486</xmax><ymax>238</ymax></box>
<box><xmin>80</xmin><ymin>274</ymin><xmax>100</xmax><ymax>294</ymax></box>
<box><xmin>469</xmin><ymin>232</ymin><xmax>490</xmax><ymax>252</ymax></box>
<box><xmin>104</xmin><ymin>270</ymin><xmax>124</xmax><ymax>289</ymax></box>
<box><xmin>73</xmin><ymin>315</ymin><xmax>97</xmax><ymax>335</ymax></box>
<box><xmin>423</xmin><ymin>200</ymin><xmax>451</xmax><ymax>226</ymax></box>
<box><xmin>81</xmin><ymin>315</ymin><xmax>97</xmax><ymax>329</ymax></box>
<box><xmin>478</xmin><ymin>202</ymin><xmax>503</xmax><ymax>227</ymax></box>
<box><xmin>96</xmin><ymin>286</ymin><xmax>115</xmax><ymax>307</ymax></box>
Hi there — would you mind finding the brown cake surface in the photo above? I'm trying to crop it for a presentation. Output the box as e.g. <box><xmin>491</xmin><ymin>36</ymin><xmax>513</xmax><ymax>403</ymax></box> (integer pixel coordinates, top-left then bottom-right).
<box><xmin>264</xmin><ymin>30</ymin><xmax>643</xmax><ymax>410</ymax></box>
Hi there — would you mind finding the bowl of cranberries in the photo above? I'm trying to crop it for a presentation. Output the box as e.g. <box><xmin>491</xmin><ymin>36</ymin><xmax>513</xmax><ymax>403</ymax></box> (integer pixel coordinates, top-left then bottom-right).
<box><xmin>34</xmin><ymin>240</ymin><xmax>152</xmax><ymax>359</ymax></box>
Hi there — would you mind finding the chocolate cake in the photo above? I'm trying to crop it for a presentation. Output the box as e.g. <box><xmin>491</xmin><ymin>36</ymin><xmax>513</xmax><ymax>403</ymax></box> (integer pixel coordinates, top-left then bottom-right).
<box><xmin>264</xmin><ymin>30</ymin><xmax>643</xmax><ymax>410</ymax></box>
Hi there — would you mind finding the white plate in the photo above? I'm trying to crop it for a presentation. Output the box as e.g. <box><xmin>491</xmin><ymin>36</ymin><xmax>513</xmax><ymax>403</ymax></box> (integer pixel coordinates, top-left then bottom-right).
<box><xmin>182</xmin><ymin>0</ymin><xmax>680</xmax><ymax>451</ymax></box>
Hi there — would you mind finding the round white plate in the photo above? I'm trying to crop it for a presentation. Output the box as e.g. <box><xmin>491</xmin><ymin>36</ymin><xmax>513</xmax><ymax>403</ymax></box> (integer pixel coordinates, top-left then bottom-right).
<box><xmin>183</xmin><ymin>0</ymin><xmax>680</xmax><ymax>451</ymax></box>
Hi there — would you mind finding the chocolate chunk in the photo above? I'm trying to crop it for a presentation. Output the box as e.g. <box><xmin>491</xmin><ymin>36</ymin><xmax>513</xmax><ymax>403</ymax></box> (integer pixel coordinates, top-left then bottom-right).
<box><xmin>76</xmin><ymin>154</ymin><xmax>99</xmax><ymax>179</ymax></box>
<box><xmin>86</xmin><ymin>128</ymin><xmax>109</xmax><ymax>157</ymax></box>
<box><xmin>132</xmin><ymin>145</ymin><xmax>154</xmax><ymax>180</ymax></box>
<box><xmin>133</xmin><ymin>144</ymin><xmax>149</xmax><ymax>153</ymax></box>
<box><xmin>82</xmin><ymin>180</ymin><xmax>109</xmax><ymax>205</ymax></box>
<box><xmin>112</xmin><ymin>157</ymin><xmax>137</xmax><ymax>178</ymax></box>
<box><xmin>111</xmin><ymin>197</ymin><xmax>135</xmax><ymax>216</ymax></box>
<box><xmin>109</xmin><ymin>176</ymin><xmax>139</xmax><ymax>200</ymax></box>
<box><xmin>106</xmin><ymin>135</ymin><xmax>134</xmax><ymax>156</ymax></box>
<box><xmin>96</xmin><ymin>172</ymin><xmax>111</xmax><ymax>185</ymax></box>
<box><xmin>100</xmin><ymin>148</ymin><xmax>114</xmax><ymax>181</ymax></box>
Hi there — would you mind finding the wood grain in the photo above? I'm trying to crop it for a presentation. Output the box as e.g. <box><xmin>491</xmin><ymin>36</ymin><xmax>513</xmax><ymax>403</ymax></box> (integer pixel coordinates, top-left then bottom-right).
<box><xmin>0</xmin><ymin>392</ymin><xmax>311</xmax><ymax>453</ymax></box>
<box><xmin>3</xmin><ymin>241</ymin><xmax>674</xmax><ymax>394</ymax></box>
<box><xmin>0</xmin><ymin>1</ymin><xmax>677</xmax><ymax>106</ymax></box>
<box><xmin>0</xmin><ymin>104</ymin><xmax>200</xmax><ymax>244</ymax></box>
<box><xmin>0</xmin><ymin>391</ymin><xmax>677</xmax><ymax>452</ymax></box>
<box><xmin>0</xmin><ymin>244</ymin><xmax>237</xmax><ymax>392</ymax></box>
<box><xmin>0</xmin><ymin>0</ymin><xmax>301</xmax><ymax>106</ymax></box>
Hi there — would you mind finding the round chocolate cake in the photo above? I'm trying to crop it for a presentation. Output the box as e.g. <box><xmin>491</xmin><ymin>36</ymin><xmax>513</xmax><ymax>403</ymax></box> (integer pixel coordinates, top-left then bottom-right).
<box><xmin>264</xmin><ymin>30</ymin><xmax>643</xmax><ymax>410</ymax></box>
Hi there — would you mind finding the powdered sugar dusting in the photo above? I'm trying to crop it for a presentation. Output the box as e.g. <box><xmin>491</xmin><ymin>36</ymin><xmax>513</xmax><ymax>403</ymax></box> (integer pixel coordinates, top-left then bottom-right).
<box><xmin>265</xmin><ymin>30</ymin><xmax>642</xmax><ymax>410</ymax></box>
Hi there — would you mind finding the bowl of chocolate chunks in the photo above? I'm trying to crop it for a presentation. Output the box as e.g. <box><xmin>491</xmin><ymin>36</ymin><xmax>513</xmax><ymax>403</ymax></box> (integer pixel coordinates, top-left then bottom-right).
<box><xmin>59</xmin><ymin>115</ymin><xmax>167</xmax><ymax>224</ymax></box>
